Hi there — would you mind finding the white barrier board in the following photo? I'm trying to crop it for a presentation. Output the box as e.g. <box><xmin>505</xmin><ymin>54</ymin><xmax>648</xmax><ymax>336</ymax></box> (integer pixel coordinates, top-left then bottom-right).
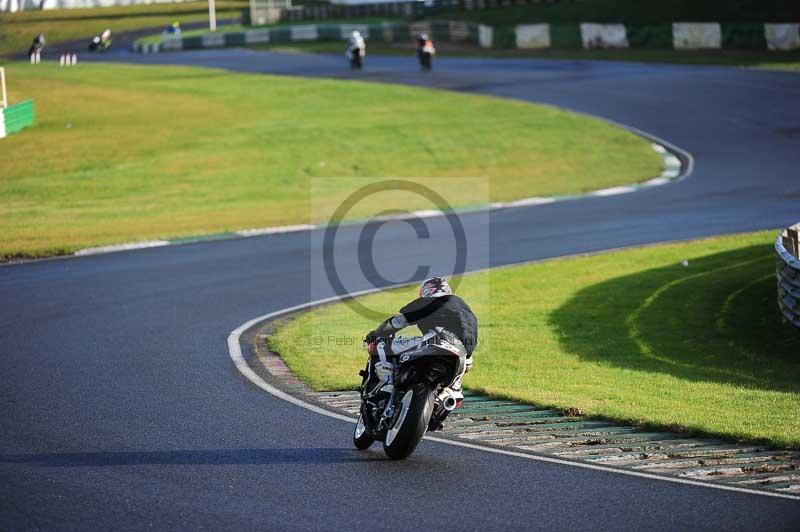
<box><xmin>409</xmin><ymin>21</ymin><xmax>432</xmax><ymax>38</ymax></box>
<box><xmin>673</xmin><ymin>22</ymin><xmax>721</xmax><ymax>49</ymax></box>
<box><xmin>291</xmin><ymin>25</ymin><xmax>319</xmax><ymax>41</ymax></box>
<box><xmin>478</xmin><ymin>25</ymin><xmax>493</xmax><ymax>48</ymax></box>
<box><xmin>245</xmin><ymin>29</ymin><xmax>271</xmax><ymax>45</ymax></box>
<box><xmin>765</xmin><ymin>23</ymin><xmax>800</xmax><ymax>51</ymax></box>
<box><xmin>201</xmin><ymin>32</ymin><xmax>225</xmax><ymax>48</ymax></box>
<box><xmin>516</xmin><ymin>24</ymin><xmax>551</xmax><ymax>49</ymax></box>
<box><xmin>160</xmin><ymin>36</ymin><xmax>183</xmax><ymax>51</ymax></box>
<box><xmin>2</xmin><ymin>0</ymin><xmax>192</xmax><ymax>12</ymax></box>
<box><xmin>580</xmin><ymin>23</ymin><xmax>629</xmax><ymax>49</ymax></box>
<box><xmin>340</xmin><ymin>24</ymin><xmax>369</xmax><ymax>40</ymax></box>
<box><xmin>449</xmin><ymin>21</ymin><xmax>471</xmax><ymax>42</ymax></box>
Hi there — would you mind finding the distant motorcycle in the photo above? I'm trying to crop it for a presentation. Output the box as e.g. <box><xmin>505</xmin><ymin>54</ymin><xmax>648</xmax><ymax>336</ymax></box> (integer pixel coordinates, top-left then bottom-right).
<box><xmin>88</xmin><ymin>30</ymin><xmax>112</xmax><ymax>52</ymax></box>
<box><xmin>345</xmin><ymin>30</ymin><xmax>366</xmax><ymax>70</ymax></box>
<box><xmin>28</xmin><ymin>33</ymin><xmax>45</xmax><ymax>63</ymax></box>
<box><xmin>353</xmin><ymin>329</ymin><xmax>466</xmax><ymax>459</ymax></box>
<box><xmin>416</xmin><ymin>33</ymin><xmax>435</xmax><ymax>71</ymax></box>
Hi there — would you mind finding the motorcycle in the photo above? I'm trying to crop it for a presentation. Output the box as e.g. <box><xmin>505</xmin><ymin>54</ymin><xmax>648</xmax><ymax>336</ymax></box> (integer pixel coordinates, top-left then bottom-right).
<box><xmin>353</xmin><ymin>328</ymin><xmax>466</xmax><ymax>460</ymax></box>
<box><xmin>416</xmin><ymin>34</ymin><xmax>435</xmax><ymax>71</ymax></box>
<box><xmin>28</xmin><ymin>34</ymin><xmax>45</xmax><ymax>63</ymax></box>
<box><xmin>88</xmin><ymin>32</ymin><xmax>112</xmax><ymax>53</ymax></box>
<box><xmin>418</xmin><ymin>50</ymin><xmax>433</xmax><ymax>71</ymax></box>
<box><xmin>346</xmin><ymin>44</ymin><xmax>364</xmax><ymax>69</ymax></box>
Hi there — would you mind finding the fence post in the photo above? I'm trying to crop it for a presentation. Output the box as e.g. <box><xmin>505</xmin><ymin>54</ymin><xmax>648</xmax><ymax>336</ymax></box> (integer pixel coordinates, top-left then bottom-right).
<box><xmin>0</xmin><ymin>67</ymin><xmax>7</xmax><ymax>110</ymax></box>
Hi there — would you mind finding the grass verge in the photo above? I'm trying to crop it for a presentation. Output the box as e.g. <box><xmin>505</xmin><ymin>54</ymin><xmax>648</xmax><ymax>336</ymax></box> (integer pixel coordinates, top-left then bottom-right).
<box><xmin>269</xmin><ymin>231</ymin><xmax>800</xmax><ymax>448</ymax></box>
<box><xmin>0</xmin><ymin>62</ymin><xmax>661</xmax><ymax>259</ymax></box>
<box><xmin>0</xmin><ymin>1</ymin><xmax>247</xmax><ymax>57</ymax></box>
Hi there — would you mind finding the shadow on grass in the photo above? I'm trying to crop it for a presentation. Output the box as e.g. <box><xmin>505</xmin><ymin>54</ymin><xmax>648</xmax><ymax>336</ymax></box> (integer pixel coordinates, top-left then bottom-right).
<box><xmin>549</xmin><ymin>244</ymin><xmax>800</xmax><ymax>393</ymax></box>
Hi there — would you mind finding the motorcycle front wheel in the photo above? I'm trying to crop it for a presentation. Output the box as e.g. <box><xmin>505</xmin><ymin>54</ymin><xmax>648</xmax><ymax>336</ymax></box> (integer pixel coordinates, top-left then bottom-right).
<box><xmin>382</xmin><ymin>382</ymin><xmax>434</xmax><ymax>460</ymax></box>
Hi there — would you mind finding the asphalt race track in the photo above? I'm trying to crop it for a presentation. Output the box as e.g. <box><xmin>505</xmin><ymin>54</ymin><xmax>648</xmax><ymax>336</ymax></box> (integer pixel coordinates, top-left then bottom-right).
<box><xmin>2</xmin><ymin>50</ymin><xmax>800</xmax><ymax>530</ymax></box>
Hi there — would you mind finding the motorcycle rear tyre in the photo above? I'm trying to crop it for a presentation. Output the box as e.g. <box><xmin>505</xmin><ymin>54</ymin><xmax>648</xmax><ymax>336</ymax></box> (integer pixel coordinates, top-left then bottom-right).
<box><xmin>382</xmin><ymin>383</ymin><xmax>433</xmax><ymax>460</ymax></box>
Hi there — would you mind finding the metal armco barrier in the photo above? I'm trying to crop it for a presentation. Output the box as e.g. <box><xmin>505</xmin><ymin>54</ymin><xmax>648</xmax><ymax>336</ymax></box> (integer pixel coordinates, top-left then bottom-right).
<box><xmin>134</xmin><ymin>21</ymin><xmax>483</xmax><ymax>53</ymax></box>
<box><xmin>776</xmin><ymin>224</ymin><xmax>800</xmax><ymax>329</ymax></box>
<box><xmin>135</xmin><ymin>19</ymin><xmax>800</xmax><ymax>54</ymax></box>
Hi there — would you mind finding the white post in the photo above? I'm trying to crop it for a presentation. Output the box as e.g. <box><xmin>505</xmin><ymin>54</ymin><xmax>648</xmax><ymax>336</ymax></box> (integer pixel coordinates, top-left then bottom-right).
<box><xmin>209</xmin><ymin>0</ymin><xmax>217</xmax><ymax>31</ymax></box>
<box><xmin>0</xmin><ymin>67</ymin><xmax>7</xmax><ymax>110</ymax></box>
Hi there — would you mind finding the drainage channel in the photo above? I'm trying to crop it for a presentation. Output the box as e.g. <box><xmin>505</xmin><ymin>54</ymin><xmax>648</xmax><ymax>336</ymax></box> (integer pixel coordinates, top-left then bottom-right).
<box><xmin>253</xmin><ymin>332</ymin><xmax>800</xmax><ymax>496</ymax></box>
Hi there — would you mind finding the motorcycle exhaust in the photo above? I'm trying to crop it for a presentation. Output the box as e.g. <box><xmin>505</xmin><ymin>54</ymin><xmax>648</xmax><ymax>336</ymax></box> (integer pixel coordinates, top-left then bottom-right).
<box><xmin>437</xmin><ymin>389</ymin><xmax>462</xmax><ymax>412</ymax></box>
<box><xmin>442</xmin><ymin>396</ymin><xmax>458</xmax><ymax>411</ymax></box>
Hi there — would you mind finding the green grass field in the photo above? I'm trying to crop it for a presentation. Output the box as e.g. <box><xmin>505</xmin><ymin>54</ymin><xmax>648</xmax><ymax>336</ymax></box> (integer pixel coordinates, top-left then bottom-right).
<box><xmin>0</xmin><ymin>62</ymin><xmax>661</xmax><ymax>259</ymax></box>
<box><xmin>270</xmin><ymin>231</ymin><xmax>800</xmax><ymax>448</ymax></box>
<box><xmin>0</xmin><ymin>1</ymin><xmax>247</xmax><ymax>57</ymax></box>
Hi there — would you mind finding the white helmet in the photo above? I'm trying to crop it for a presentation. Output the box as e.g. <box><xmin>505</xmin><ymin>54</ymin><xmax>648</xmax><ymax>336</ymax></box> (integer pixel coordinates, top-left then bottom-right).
<box><xmin>352</xmin><ymin>30</ymin><xmax>361</xmax><ymax>39</ymax></box>
<box><xmin>419</xmin><ymin>277</ymin><xmax>452</xmax><ymax>298</ymax></box>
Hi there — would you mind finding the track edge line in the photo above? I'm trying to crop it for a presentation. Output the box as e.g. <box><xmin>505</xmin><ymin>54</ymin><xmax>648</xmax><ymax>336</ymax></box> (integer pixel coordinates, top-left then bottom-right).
<box><xmin>227</xmin><ymin>292</ymin><xmax>799</xmax><ymax>503</ymax></box>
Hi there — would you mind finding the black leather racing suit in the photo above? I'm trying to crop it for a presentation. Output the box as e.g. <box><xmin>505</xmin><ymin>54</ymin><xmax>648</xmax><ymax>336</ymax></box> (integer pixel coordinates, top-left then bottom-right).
<box><xmin>367</xmin><ymin>294</ymin><xmax>478</xmax><ymax>357</ymax></box>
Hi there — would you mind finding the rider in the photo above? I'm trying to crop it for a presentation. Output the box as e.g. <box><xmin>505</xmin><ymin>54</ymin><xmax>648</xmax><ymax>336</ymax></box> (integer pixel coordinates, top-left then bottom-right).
<box><xmin>365</xmin><ymin>276</ymin><xmax>478</xmax><ymax>392</ymax></box>
<box><xmin>29</xmin><ymin>33</ymin><xmax>45</xmax><ymax>57</ymax></box>
<box><xmin>345</xmin><ymin>30</ymin><xmax>366</xmax><ymax>66</ymax></box>
<box><xmin>416</xmin><ymin>32</ymin><xmax>435</xmax><ymax>70</ymax></box>
<box><xmin>166</xmin><ymin>21</ymin><xmax>182</xmax><ymax>35</ymax></box>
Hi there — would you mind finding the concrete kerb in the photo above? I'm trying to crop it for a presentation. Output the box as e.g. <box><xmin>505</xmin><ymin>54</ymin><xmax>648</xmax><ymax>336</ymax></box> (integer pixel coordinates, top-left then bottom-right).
<box><xmin>228</xmin><ymin>278</ymin><xmax>800</xmax><ymax>502</ymax></box>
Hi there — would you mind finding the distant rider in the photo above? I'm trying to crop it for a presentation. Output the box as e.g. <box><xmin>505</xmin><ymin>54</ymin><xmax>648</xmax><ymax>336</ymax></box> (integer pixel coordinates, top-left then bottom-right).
<box><xmin>416</xmin><ymin>32</ymin><xmax>435</xmax><ymax>70</ymax></box>
<box><xmin>345</xmin><ymin>30</ymin><xmax>366</xmax><ymax>69</ymax></box>
<box><xmin>29</xmin><ymin>33</ymin><xmax>45</xmax><ymax>59</ymax></box>
<box><xmin>365</xmin><ymin>277</ymin><xmax>478</xmax><ymax>393</ymax></box>
<box><xmin>89</xmin><ymin>29</ymin><xmax>112</xmax><ymax>52</ymax></box>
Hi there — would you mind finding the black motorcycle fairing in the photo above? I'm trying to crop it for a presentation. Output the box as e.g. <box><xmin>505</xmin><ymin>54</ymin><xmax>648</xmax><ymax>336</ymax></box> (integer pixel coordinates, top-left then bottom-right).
<box><xmin>396</xmin><ymin>346</ymin><xmax>463</xmax><ymax>389</ymax></box>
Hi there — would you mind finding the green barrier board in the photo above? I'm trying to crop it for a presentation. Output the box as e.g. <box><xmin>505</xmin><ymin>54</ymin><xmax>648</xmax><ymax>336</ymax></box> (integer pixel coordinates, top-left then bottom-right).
<box><xmin>550</xmin><ymin>23</ymin><xmax>583</xmax><ymax>49</ymax></box>
<box><xmin>224</xmin><ymin>32</ymin><xmax>247</xmax><ymax>46</ymax></box>
<box><xmin>626</xmin><ymin>24</ymin><xmax>674</xmax><ymax>49</ymax></box>
<box><xmin>2</xmin><ymin>99</ymin><xmax>35</xmax><ymax>137</ymax></box>
<box><xmin>722</xmin><ymin>23</ymin><xmax>767</xmax><ymax>50</ymax></box>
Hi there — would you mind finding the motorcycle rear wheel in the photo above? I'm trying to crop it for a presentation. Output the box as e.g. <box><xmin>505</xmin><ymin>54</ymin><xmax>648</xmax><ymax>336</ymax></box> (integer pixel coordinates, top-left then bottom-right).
<box><xmin>382</xmin><ymin>383</ymin><xmax>434</xmax><ymax>460</ymax></box>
